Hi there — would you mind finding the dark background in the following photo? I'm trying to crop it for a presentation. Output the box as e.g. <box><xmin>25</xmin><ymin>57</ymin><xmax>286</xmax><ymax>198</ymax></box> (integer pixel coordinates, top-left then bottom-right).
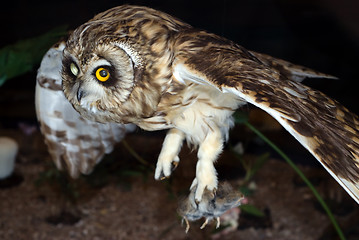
<box><xmin>0</xmin><ymin>2</ymin><xmax>358</xmax><ymax>238</ymax></box>
<box><xmin>1</xmin><ymin>0</ymin><xmax>359</xmax><ymax>120</ymax></box>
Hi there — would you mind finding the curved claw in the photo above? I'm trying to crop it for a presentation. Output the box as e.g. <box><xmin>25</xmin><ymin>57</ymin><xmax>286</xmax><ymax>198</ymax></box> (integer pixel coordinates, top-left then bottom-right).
<box><xmin>215</xmin><ymin>217</ymin><xmax>220</xmax><ymax>229</ymax></box>
<box><xmin>212</xmin><ymin>188</ymin><xmax>217</xmax><ymax>199</ymax></box>
<box><xmin>160</xmin><ymin>175</ymin><xmax>168</xmax><ymax>181</ymax></box>
<box><xmin>200</xmin><ymin>217</ymin><xmax>220</xmax><ymax>230</ymax></box>
<box><xmin>184</xmin><ymin>217</ymin><xmax>190</xmax><ymax>233</ymax></box>
<box><xmin>200</xmin><ymin>218</ymin><xmax>209</xmax><ymax>229</ymax></box>
<box><xmin>155</xmin><ymin>156</ymin><xmax>180</xmax><ymax>180</ymax></box>
<box><xmin>191</xmin><ymin>180</ymin><xmax>218</xmax><ymax>203</ymax></box>
<box><xmin>171</xmin><ymin>161</ymin><xmax>179</xmax><ymax>172</ymax></box>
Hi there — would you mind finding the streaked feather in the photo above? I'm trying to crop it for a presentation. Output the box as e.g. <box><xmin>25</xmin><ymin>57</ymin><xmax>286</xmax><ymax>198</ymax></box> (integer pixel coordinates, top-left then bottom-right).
<box><xmin>172</xmin><ymin>30</ymin><xmax>359</xmax><ymax>203</ymax></box>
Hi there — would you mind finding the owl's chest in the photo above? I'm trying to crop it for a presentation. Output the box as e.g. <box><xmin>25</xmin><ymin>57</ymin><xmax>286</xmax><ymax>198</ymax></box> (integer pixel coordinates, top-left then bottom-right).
<box><xmin>138</xmin><ymin>83</ymin><xmax>245</xmax><ymax>144</ymax></box>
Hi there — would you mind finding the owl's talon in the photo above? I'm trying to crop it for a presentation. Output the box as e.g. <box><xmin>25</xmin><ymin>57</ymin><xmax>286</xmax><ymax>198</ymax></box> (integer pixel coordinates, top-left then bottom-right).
<box><xmin>156</xmin><ymin>171</ymin><xmax>168</xmax><ymax>180</ymax></box>
<box><xmin>200</xmin><ymin>218</ymin><xmax>209</xmax><ymax>229</ymax></box>
<box><xmin>215</xmin><ymin>217</ymin><xmax>220</xmax><ymax>229</ymax></box>
<box><xmin>171</xmin><ymin>161</ymin><xmax>179</xmax><ymax>172</ymax></box>
<box><xmin>191</xmin><ymin>175</ymin><xmax>218</xmax><ymax>203</ymax></box>
<box><xmin>182</xmin><ymin>217</ymin><xmax>191</xmax><ymax>233</ymax></box>
<box><xmin>211</xmin><ymin>188</ymin><xmax>217</xmax><ymax>199</ymax></box>
<box><xmin>155</xmin><ymin>156</ymin><xmax>180</xmax><ymax>180</ymax></box>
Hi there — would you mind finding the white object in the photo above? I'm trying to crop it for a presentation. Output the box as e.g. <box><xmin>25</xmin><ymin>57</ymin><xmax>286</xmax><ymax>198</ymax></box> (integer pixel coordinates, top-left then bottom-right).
<box><xmin>0</xmin><ymin>137</ymin><xmax>18</xmax><ymax>179</ymax></box>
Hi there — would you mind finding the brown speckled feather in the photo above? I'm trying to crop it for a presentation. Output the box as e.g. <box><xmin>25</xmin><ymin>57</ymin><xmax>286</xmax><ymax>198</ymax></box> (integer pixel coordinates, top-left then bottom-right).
<box><xmin>249</xmin><ymin>51</ymin><xmax>337</xmax><ymax>81</ymax></box>
<box><xmin>172</xmin><ymin>30</ymin><xmax>359</xmax><ymax>202</ymax></box>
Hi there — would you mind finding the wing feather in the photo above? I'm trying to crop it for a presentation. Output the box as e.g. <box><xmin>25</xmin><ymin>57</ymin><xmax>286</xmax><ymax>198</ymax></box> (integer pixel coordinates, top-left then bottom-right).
<box><xmin>249</xmin><ymin>51</ymin><xmax>338</xmax><ymax>82</ymax></box>
<box><xmin>173</xmin><ymin>30</ymin><xmax>359</xmax><ymax>203</ymax></box>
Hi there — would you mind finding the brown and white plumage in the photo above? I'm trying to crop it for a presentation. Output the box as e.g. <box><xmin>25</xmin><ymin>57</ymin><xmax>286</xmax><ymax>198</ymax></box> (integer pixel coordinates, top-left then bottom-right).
<box><xmin>35</xmin><ymin>40</ymin><xmax>135</xmax><ymax>177</ymax></box>
<box><xmin>61</xmin><ymin>5</ymin><xmax>359</xmax><ymax>204</ymax></box>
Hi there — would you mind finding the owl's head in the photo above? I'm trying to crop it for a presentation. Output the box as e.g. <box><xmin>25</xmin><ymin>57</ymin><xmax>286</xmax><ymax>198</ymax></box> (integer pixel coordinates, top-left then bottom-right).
<box><xmin>61</xmin><ymin>5</ymin><xmax>190</xmax><ymax>124</ymax></box>
<box><xmin>62</xmin><ymin>9</ymin><xmax>151</xmax><ymax>123</ymax></box>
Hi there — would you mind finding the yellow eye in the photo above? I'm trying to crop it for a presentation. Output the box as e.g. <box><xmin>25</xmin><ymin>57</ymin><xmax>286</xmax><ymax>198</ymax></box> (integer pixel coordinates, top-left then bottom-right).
<box><xmin>70</xmin><ymin>63</ymin><xmax>79</xmax><ymax>76</ymax></box>
<box><xmin>95</xmin><ymin>67</ymin><xmax>110</xmax><ymax>82</ymax></box>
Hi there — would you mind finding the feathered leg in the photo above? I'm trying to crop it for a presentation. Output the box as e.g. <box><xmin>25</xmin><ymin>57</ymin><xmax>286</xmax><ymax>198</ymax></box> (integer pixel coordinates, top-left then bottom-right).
<box><xmin>191</xmin><ymin>126</ymin><xmax>223</xmax><ymax>202</ymax></box>
<box><xmin>155</xmin><ymin>128</ymin><xmax>185</xmax><ymax>180</ymax></box>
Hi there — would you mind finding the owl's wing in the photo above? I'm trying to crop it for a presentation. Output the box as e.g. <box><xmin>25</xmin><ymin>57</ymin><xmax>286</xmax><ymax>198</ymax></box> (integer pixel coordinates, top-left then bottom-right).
<box><xmin>35</xmin><ymin>41</ymin><xmax>135</xmax><ymax>178</ymax></box>
<box><xmin>249</xmin><ymin>51</ymin><xmax>338</xmax><ymax>82</ymax></box>
<box><xmin>173</xmin><ymin>31</ymin><xmax>359</xmax><ymax>204</ymax></box>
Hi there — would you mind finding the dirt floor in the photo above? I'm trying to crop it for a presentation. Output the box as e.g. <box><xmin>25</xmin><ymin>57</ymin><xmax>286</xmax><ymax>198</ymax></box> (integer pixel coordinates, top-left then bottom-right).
<box><xmin>1</xmin><ymin>120</ymin><xmax>359</xmax><ymax>240</ymax></box>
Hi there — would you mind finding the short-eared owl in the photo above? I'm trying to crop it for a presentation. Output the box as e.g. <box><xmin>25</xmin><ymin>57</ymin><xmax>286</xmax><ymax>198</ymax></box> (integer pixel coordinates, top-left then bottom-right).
<box><xmin>35</xmin><ymin>40</ymin><xmax>135</xmax><ymax>178</ymax></box>
<box><xmin>60</xmin><ymin>5</ymin><xmax>359</xmax><ymax>204</ymax></box>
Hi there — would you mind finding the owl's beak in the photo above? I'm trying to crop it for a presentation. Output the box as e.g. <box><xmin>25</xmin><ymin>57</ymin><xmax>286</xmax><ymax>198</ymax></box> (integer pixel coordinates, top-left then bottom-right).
<box><xmin>77</xmin><ymin>87</ymin><xmax>87</xmax><ymax>102</ymax></box>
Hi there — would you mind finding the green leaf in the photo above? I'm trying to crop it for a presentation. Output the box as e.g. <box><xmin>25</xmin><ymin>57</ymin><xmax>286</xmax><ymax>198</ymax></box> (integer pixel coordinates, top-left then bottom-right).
<box><xmin>0</xmin><ymin>74</ymin><xmax>6</xmax><ymax>86</ymax></box>
<box><xmin>240</xmin><ymin>204</ymin><xmax>265</xmax><ymax>217</ymax></box>
<box><xmin>233</xmin><ymin>111</ymin><xmax>249</xmax><ymax>124</ymax></box>
<box><xmin>0</xmin><ymin>25</ymin><xmax>67</xmax><ymax>86</ymax></box>
<box><xmin>246</xmin><ymin>152</ymin><xmax>270</xmax><ymax>181</ymax></box>
<box><xmin>238</xmin><ymin>186</ymin><xmax>253</xmax><ymax>197</ymax></box>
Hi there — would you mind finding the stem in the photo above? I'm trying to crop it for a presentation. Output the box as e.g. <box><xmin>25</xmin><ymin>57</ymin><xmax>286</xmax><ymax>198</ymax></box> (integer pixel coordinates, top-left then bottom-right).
<box><xmin>245</xmin><ymin>122</ymin><xmax>346</xmax><ymax>240</ymax></box>
<box><xmin>122</xmin><ymin>140</ymin><xmax>154</xmax><ymax>170</ymax></box>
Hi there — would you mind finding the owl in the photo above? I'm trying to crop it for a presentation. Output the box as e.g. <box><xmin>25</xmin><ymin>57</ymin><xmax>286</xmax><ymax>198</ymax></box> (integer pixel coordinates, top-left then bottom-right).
<box><xmin>35</xmin><ymin>40</ymin><xmax>135</xmax><ymax>178</ymax></box>
<box><xmin>61</xmin><ymin>5</ymin><xmax>359</xmax><ymax>204</ymax></box>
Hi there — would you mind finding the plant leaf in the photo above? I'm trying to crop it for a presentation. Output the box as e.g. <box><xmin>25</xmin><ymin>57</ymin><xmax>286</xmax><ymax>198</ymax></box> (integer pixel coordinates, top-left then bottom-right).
<box><xmin>0</xmin><ymin>25</ymin><xmax>67</xmax><ymax>86</ymax></box>
<box><xmin>233</xmin><ymin>111</ymin><xmax>249</xmax><ymax>124</ymax></box>
<box><xmin>240</xmin><ymin>204</ymin><xmax>265</xmax><ymax>217</ymax></box>
<box><xmin>246</xmin><ymin>152</ymin><xmax>270</xmax><ymax>181</ymax></box>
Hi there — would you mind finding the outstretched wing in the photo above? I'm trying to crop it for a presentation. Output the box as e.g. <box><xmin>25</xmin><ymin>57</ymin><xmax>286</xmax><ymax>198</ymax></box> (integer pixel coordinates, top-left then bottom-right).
<box><xmin>35</xmin><ymin>41</ymin><xmax>135</xmax><ymax>178</ymax></box>
<box><xmin>249</xmin><ymin>51</ymin><xmax>338</xmax><ymax>82</ymax></box>
<box><xmin>173</xmin><ymin>30</ymin><xmax>359</xmax><ymax>204</ymax></box>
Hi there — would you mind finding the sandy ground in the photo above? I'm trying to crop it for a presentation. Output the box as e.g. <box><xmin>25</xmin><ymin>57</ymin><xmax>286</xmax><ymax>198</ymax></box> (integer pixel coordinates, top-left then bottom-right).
<box><xmin>0</xmin><ymin>126</ymin><xmax>358</xmax><ymax>240</ymax></box>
